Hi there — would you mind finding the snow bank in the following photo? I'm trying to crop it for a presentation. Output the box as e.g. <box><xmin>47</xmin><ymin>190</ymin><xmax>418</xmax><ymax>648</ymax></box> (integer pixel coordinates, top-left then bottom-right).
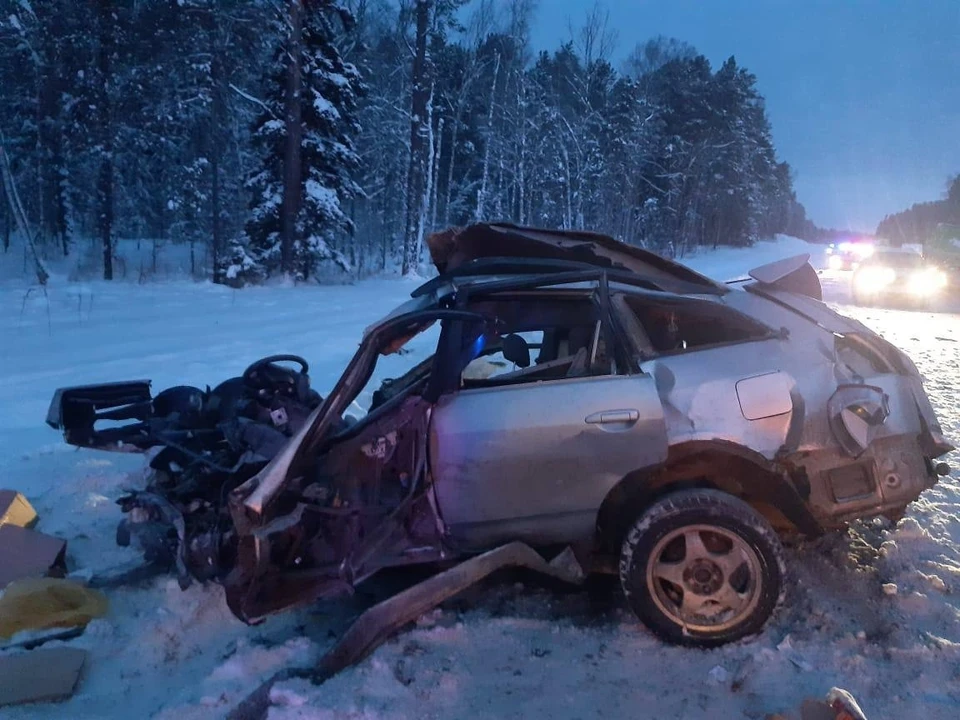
<box><xmin>681</xmin><ymin>234</ymin><xmax>827</xmax><ymax>282</ymax></box>
<box><xmin>1</xmin><ymin>237</ymin><xmax>209</xmax><ymax>284</ymax></box>
<box><xmin>5</xmin><ymin>234</ymin><xmax>959</xmax><ymax>720</ymax></box>
<box><xmin>0</xmin><ymin>277</ymin><xmax>421</xmax><ymax>719</ymax></box>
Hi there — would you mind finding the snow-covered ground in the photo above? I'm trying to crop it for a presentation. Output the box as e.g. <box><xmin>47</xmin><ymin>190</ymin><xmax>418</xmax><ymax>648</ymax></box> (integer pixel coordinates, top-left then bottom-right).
<box><xmin>3</xmin><ymin>235</ymin><xmax>960</xmax><ymax>719</ymax></box>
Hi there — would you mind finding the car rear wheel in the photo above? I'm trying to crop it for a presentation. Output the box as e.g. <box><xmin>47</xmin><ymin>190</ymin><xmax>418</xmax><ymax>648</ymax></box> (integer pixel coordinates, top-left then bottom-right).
<box><xmin>619</xmin><ymin>489</ymin><xmax>785</xmax><ymax>646</ymax></box>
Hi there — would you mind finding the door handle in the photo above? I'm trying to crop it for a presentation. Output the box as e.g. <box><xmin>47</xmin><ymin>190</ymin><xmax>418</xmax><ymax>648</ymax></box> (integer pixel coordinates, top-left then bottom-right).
<box><xmin>585</xmin><ymin>409</ymin><xmax>640</xmax><ymax>425</ymax></box>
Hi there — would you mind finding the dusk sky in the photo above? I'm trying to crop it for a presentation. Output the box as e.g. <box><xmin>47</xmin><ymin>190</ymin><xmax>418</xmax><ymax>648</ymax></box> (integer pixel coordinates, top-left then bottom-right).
<box><xmin>527</xmin><ymin>0</ymin><xmax>960</xmax><ymax>233</ymax></box>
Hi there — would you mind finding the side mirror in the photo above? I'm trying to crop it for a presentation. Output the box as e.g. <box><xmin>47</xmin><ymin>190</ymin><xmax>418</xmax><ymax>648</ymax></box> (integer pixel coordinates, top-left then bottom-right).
<box><xmin>501</xmin><ymin>334</ymin><xmax>531</xmax><ymax>368</ymax></box>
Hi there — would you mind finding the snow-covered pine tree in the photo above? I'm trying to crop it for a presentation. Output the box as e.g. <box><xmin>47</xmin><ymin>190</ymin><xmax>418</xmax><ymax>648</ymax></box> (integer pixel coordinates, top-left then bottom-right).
<box><xmin>0</xmin><ymin>0</ymin><xmax>813</xmax><ymax>281</ymax></box>
<box><xmin>245</xmin><ymin>0</ymin><xmax>363</xmax><ymax>282</ymax></box>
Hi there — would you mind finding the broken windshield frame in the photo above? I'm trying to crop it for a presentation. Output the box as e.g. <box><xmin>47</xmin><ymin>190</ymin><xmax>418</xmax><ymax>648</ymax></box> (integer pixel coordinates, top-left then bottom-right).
<box><xmin>235</xmin><ymin>308</ymin><xmax>488</xmax><ymax>521</ymax></box>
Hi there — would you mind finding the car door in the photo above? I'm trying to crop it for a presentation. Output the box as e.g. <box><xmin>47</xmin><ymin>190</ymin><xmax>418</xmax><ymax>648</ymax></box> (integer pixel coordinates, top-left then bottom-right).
<box><xmin>429</xmin><ymin>300</ymin><xmax>668</xmax><ymax>551</ymax></box>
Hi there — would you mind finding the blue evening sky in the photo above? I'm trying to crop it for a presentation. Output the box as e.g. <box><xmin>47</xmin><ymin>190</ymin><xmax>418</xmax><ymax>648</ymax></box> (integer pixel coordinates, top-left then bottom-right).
<box><xmin>526</xmin><ymin>0</ymin><xmax>960</xmax><ymax>232</ymax></box>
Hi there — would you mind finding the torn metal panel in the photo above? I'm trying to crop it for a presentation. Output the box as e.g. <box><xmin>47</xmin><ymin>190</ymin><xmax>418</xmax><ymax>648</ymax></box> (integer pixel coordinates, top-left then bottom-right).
<box><xmin>316</xmin><ymin>542</ymin><xmax>585</xmax><ymax>678</ymax></box>
<box><xmin>232</xmin><ymin>308</ymin><xmax>484</xmax><ymax>526</ymax></box>
<box><xmin>225</xmin><ymin>397</ymin><xmax>443</xmax><ymax>622</ymax></box>
<box><xmin>226</xmin><ymin>543</ymin><xmax>586</xmax><ymax>720</ymax></box>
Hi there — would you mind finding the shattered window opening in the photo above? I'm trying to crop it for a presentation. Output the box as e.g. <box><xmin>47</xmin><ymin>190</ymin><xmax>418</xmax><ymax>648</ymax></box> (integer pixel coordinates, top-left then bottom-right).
<box><xmin>455</xmin><ymin>295</ymin><xmax>617</xmax><ymax>388</ymax></box>
<box><xmin>622</xmin><ymin>295</ymin><xmax>773</xmax><ymax>356</ymax></box>
<box><xmin>350</xmin><ymin>321</ymin><xmax>442</xmax><ymax>418</ymax></box>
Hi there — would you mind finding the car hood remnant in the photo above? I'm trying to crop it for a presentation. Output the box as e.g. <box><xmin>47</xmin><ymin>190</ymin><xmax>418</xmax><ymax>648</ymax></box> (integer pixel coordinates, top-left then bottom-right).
<box><xmin>45</xmin><ymin>223</ymin><xmax>952</xmax><ymax>652</ymax></box>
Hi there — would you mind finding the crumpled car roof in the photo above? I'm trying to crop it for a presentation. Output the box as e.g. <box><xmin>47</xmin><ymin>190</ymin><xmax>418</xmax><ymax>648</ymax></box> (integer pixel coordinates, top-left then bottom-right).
<box><xmin>426</xmin><ymin>223</ymin><xmax>726</xmax><ymax>294</ymax></box>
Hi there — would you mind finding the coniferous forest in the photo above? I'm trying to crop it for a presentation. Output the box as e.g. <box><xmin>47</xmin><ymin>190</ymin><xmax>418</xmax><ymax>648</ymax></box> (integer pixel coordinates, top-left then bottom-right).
<box><xmin>876</xmin><ymin>175</ymin><xmax>960</xmax><ymax>246</ymax></box>
<box><xmin>0</xmin><ymin>0</ymin><xmax>819</xmax><ymax>284</ymax></box>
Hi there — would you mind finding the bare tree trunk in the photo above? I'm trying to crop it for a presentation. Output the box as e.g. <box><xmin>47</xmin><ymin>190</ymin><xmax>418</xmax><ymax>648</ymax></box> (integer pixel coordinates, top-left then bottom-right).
<box><xmin>0</xmin><ymin>132</ymin><xmax>49</xmax><ymax>284</ymax></box>
<box><xmin>412</xmin><ymin>86</ymin><xmax>436</xmax><ymax>268</ymax></box>
<box><xmin>442</xmin><ymin>111</ymin><xmax>459</xmax><ymax>226</ymax></box>
<box><xmin>517</xmin><ymin>104</ymin><xmax>526</xmax><ymax>225</ymax></box>
<box><xmin>38</xmin><ymin>73</ymin><xmax>69</xmax><ymax>256</ymax></box>
<box><xmin>281</xmin><ymin>0</ymin><xmax>304</xmax><ymax>277</ymax></box>
<box><xmin>560</xmin><ymin>144</ymin><xmax>572</xmax><ymax>229</ymax></box>
<box><xmin>402</xmin><ymin>0</ymin><xmax>430</xmax><ymax>276</ymax></box>
<box><xmin>1</xmin><ymin>194</ymin><xmax>9</xmax><ymax>252</ymax></box>
<box><xmin>210</xmin><ymin>132</ymin><xmax>223</xmax><ymax>281</ymax></box>
<box><xmin>35</xmin><ymin>134</ymin><xmax>43</xmax><ymax>249</ymax></box>
<box><xmin>59</xmin><ymin>202</ymin><xmax>68</xmax><ymax>257</ymax></box>
<box><xmin>211</xmin><ymin>150</ymin><xmax>222</xmax><ymax>278</ymax></box>
<box><xmin>474</xmin><ymin>52</ymin><xmax>500</xmax><ymax>222</ymax></box>
<box><xmin>440</xmin><ymin>49</ymin><xmax>484</xmax><ymax>227</ymax></box>
<box><xmin>209</xmin><ymin>4</ymin><xmax>226</xmax><ymax>283</ymax></box>
<box><xmin>97</xmin><ymin>157</ymin><xmax>113</xmax><ymax>280</ymax></box>
<box><xmin>349</xmin><ymin>197</ymin><xmax>358</xmax><ymax>276</ymax></box>
<box><xmin>381</xmin><ymin>224</ymin><xmax>388</xmax><ymax>272</ymax></box>
<box><xmin>430</xmin><ymin>117</ymin><xmax>443</xmax><ymax>231</ymax></box>
<box><xmin>96</xmin><ymin>4</ymin><xmax>114</xmax><ymax>281</ymax></box>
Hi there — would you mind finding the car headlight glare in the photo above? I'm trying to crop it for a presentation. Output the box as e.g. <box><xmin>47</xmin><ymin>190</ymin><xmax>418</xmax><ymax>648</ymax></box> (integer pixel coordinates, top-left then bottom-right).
<box><xmin>856</xmin><ymin>267</ymin><xmax>896</xmax><ymax>292</ymax></box>
<box><xmin>908</xmin><ymin>268</ymin><xmax>948</xmax><ymax>295</ymax></box>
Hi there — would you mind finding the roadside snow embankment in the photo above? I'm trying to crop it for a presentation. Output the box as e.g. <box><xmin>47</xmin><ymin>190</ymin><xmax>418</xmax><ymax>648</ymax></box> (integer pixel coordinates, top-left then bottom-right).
<box><xmin>681</xmin><ymin>233</ymin><xmax>824</xmax><ymax>282</ymax></box>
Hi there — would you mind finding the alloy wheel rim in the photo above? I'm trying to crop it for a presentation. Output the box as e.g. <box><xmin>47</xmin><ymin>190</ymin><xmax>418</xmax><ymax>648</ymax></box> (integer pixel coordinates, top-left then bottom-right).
<box><xmin>645</xmin><ymin>523</ymin><xmax>763</xmax><ymax>633</ymax></box>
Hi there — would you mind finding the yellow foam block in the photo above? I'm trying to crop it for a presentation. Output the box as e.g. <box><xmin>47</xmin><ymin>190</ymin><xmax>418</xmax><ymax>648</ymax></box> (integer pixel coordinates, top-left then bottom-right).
<box><xmin>0</xmin><ymin>577</ymin><xmax>109</xmax><ymax>640</ymax></box>
<box><xmin>0</xmin><ymin>490</ymin><xmax>39</xmax><ymax>529</ymax></box>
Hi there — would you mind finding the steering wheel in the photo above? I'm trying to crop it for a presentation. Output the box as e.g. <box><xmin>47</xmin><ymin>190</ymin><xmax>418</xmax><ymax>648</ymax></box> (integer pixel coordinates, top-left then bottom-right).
<box><xmin>241</xmin><ymin>354</ymin><xmax>309</xmax><ymax>394</ymax></box>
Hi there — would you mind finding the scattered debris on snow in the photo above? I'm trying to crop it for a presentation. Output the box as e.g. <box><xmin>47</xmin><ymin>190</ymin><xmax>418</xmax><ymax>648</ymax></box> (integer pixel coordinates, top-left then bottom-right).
<box><xmin>707</xmin><ymin>664</ymin><xmax>730</xmax><ymax>685</ymax></box>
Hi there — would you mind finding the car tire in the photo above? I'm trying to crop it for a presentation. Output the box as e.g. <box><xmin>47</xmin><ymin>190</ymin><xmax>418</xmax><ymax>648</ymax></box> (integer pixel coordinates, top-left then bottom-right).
<box><xmin>619</xmin><ymin>489</ymin><xmax>785</xmax><ymax>647</ymax></box>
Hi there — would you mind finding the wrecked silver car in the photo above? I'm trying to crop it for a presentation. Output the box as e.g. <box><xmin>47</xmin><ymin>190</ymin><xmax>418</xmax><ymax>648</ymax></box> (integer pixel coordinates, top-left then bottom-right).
<box><xmin>47</xmin><ymin>224</ymin><xmax>952</xmax><ymax>647</ymax></box>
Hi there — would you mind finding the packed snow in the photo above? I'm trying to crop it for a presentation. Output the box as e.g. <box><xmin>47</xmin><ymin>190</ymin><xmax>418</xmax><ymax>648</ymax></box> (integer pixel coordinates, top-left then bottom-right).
<box><xmin>3</xmin><ymin>235</ymin><xmax>960</xmax><ymax>719</ymax></box>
